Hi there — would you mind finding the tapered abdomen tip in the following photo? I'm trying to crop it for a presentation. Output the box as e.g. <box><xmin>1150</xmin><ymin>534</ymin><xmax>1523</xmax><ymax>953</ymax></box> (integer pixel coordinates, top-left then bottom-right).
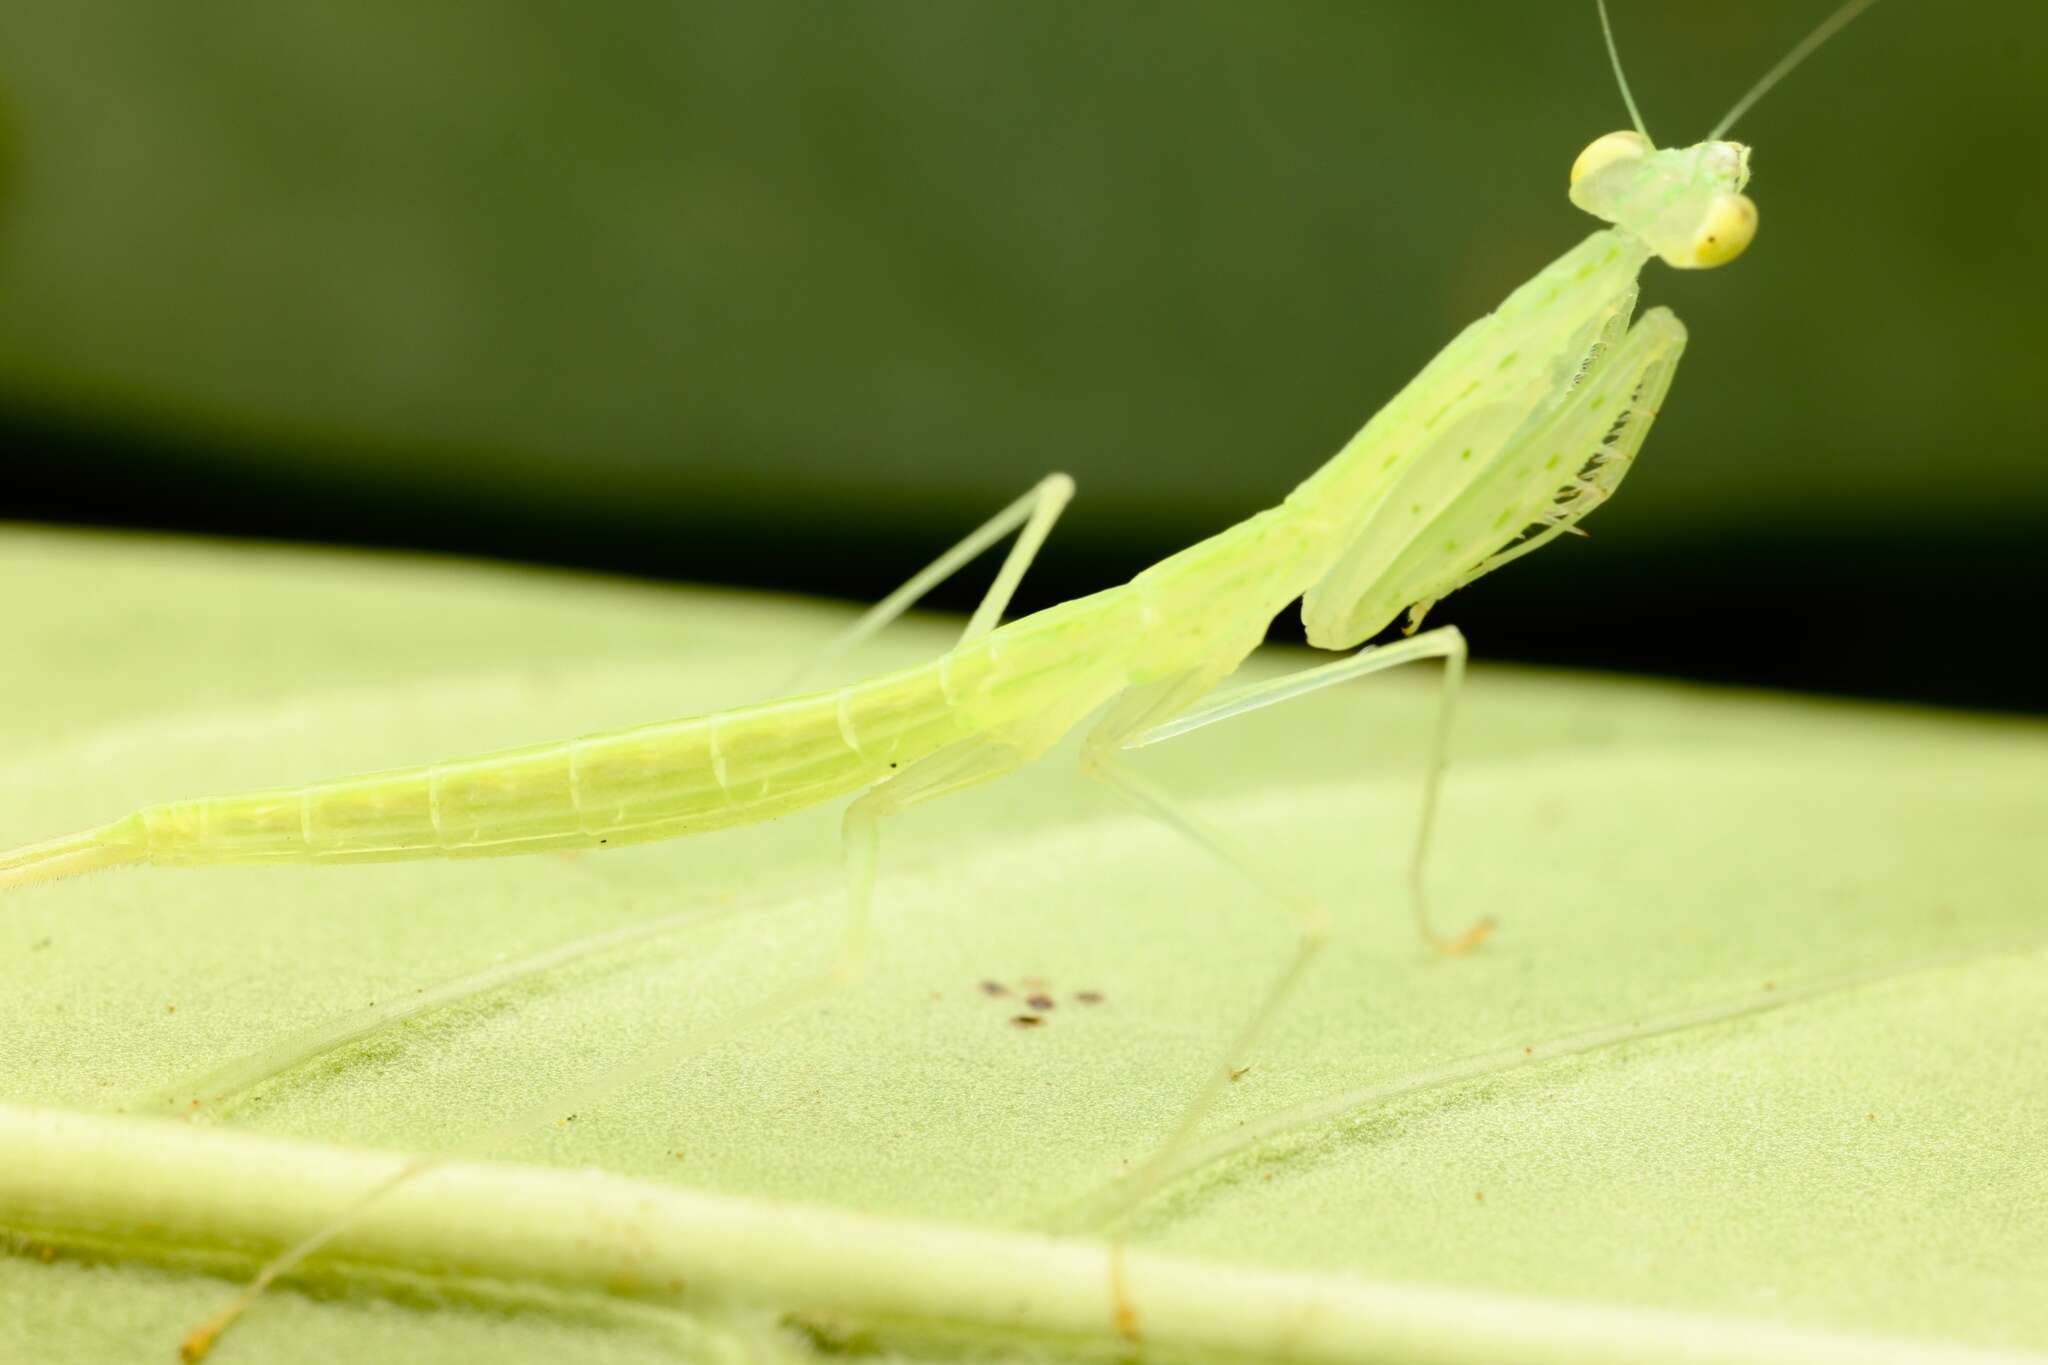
<box><xmin>0</xmin><ymin>818</ymin><xmax>147</xmax><ymax>893</ymax></box>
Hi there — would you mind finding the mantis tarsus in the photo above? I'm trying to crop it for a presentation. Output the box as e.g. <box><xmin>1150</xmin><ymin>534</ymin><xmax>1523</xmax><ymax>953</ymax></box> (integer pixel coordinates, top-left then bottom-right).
<box><xmin>0</xmin><ymin>1</ymin><xmax>1883</xmax><ymax>1356</ymax></box>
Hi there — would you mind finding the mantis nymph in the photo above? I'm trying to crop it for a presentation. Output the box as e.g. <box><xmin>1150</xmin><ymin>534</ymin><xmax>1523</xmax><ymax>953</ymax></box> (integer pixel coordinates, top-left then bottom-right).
<box><xmin>1</xmin><ymin>1</ymin><xmax>1882</xmax><ymax>1356</ymax></box>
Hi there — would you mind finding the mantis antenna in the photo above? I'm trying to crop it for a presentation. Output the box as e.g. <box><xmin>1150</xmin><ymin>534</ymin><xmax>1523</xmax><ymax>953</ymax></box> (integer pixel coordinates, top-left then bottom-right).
<box><xmin>1594</xmin><ymin>0</ymin><xmax>1653</xmax><ymax>147</ymax></box>
<box><xmin>1709</xmin><ymin>0</ymin><xmax>1885</xmax><ymax>139</ymax></box>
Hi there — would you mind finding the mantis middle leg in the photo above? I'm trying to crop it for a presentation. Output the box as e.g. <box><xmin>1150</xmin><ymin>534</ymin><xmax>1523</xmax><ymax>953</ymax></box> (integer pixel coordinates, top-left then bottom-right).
<box><xmin>1061</xmin><ymin>624</ymin><xmax>1479</xmax><ymax>1239</ymax></box>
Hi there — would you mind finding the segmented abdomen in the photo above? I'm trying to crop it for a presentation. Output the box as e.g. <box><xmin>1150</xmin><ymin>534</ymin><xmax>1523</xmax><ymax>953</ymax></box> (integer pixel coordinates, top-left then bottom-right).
<box><xmin>132</xmin><ymin>593</ymin><xmax>1143</xmax><ymax>868</ymax></box>
<box><xmin>136</xmin><ymin>662</ymin><xmax>978</xmax><ymax>865</ymax></box>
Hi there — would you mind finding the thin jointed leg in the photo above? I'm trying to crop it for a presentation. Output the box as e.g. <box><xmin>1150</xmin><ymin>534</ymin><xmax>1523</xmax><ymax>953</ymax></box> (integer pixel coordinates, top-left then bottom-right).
<box><xmin>1130</xmin><ymin>624</ymin><xmax>1482</xmax><ymax>954</ymax></box>
<box><xmin>1060</xmin><ymin>625</ymin><xmax>1477</xmax><ymax>1240</ymax></box>
<box><xmin>1074</xmin><ymin>743</ymin><xmax>1331</xmax><ymax>1244</ymax></box>
<box><xmin>832</xmin><ymin>736</ymin><xmax>1033</xmax><ymax>986</ymax></box>
<box><xmin>190</xmin><ymin>478</ymin><xmax>1076</xmax><ymax>1356</ymax></box>
<box><xmin>782</xmin><ymin>473</ymin><xmax>1075</xmax><ymax>691</ymax></box>
<box><xmin>182</xmin><ymin>736</ymin><xmax>1030</xmax><ymax>1362</ymax></box>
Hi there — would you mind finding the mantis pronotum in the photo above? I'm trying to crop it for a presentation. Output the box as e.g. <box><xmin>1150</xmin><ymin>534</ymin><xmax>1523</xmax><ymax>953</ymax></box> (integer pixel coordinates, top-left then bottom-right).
<box><xmin>0</xmin><ymin>2</ymin><xmax>1881</xmax><ymax>1356</ymax></box>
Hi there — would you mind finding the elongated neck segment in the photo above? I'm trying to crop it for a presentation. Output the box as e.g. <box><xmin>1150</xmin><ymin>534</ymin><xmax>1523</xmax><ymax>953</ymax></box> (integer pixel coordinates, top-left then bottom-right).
<box><xmin>1287</xmin><ymin>228</ymin><xmax>1650</xmax><ymax>523</ymax></box>
<box><xmin>1273</xmin><ymin>228</ymin><xmax>1656</xmax><ymax>642</ymax></box>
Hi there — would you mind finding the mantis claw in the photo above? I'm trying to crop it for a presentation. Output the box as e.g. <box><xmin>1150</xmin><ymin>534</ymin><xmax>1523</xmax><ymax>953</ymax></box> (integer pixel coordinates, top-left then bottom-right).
<box><xmin>1432</xmin><ymin>915</ymin><xmax>1497</xmax><ymax>956</ymax></box>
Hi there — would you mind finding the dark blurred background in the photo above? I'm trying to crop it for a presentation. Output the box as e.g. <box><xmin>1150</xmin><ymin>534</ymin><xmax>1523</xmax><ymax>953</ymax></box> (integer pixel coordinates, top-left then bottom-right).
<box><xmin>1</xmin><ymin>2</ymin><xmax>2042</xmax><ymax>710</ymax></box>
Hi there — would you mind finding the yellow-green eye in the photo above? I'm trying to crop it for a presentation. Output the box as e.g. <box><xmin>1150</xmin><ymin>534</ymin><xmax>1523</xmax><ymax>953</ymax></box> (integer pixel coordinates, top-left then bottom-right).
<box><xmin>1684</xmin><ymin>192</ymin><xmax>1758</xmax><ymax>268</ymax></box>
<box><xmin>1569</xmin><ymin>129</ymin><xmax>1649</xmax><ymax>186</ymax></box>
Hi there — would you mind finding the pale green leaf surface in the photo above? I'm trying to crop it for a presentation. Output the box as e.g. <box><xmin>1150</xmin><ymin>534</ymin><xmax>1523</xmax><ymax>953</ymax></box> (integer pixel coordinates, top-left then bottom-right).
<box><xmin>2</xmin><ymin>527</ymin><xmax>2044</xmax><ymax>1362</ymax></box>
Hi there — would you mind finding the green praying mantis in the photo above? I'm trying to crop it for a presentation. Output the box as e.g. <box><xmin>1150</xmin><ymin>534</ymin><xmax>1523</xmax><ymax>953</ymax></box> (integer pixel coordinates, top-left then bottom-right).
<box><xmin>0</xmin><ymin>2</ymin><xmax>1883</xmax><ymax>1356</ymax></box>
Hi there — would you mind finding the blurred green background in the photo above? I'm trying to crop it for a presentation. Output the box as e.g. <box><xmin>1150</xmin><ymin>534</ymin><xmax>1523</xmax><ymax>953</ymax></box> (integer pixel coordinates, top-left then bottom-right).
<box><xmin>0</xmin><ymin>1</ymin><xmax>2041</xmax><ymax>708</ymax></box>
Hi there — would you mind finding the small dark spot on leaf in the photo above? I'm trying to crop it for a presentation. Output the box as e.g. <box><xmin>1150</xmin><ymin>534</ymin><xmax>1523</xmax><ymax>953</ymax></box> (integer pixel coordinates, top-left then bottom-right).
<box><xmin>1010</xmin><ymin>1015</ymin><xmax>1042</xmax><ymax>1029</ymax></box>
<box><xmin>1075</xmin><ymin>990</ymin><xmax>1104</xmax><ymax>1005</ymax></box>
<box><xmin>1025</xmin><ymin>994</ymin><xmax>1055</xmax><ymax>1012</ymax></box>
<box><xmin>890</xmin><ymin>762</ymin><xmax>898</xmax><ymax>769</ymax></box>
<box><xmin>1229</xmin><ymin>1065</ymin><xmax>1251</xmax><ymax>1082</ymax></box>
<box><xmin>1523</xmin><ymin>1045</ymin><xmax>1533</xmax><ymax>1055</ymax></box>
<box><xmin>978</xmin><ymin>980</ymin><xmax>1009</xmax><ymax>997</ymax></box>
<box><xmin>1474</xmin><ymin>1190</ymin><xmax>1485</xmax><ymax>1203</ymax></box>
<box><xmin>1762</xmin><ymin>980</ymin><xmax>1776</xmax><ymax>992</ymax></box>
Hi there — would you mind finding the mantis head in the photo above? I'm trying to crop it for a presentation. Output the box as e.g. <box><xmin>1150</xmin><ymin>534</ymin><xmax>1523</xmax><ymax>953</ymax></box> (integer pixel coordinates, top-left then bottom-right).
<box><xmin>1580</xmin><ymin>0</ymin><xmax>1881</xmax><ymax>270</ymax></box>
<box><xmin>1569</xmin><ymin>133</ymin><xmax>1755</xmax><ymax>270</ymax></box>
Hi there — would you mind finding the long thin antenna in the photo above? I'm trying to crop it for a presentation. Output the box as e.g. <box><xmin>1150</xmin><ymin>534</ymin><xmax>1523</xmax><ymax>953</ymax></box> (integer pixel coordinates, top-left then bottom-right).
<box><xmin>1709</xmin><ymin>0</ymin><xmax>1883</xmax><ymax>140</ymax></box>
<box><xmin>1596</xmin><ymin>0</ymin><xmax>1654</xmax><ymax>147</ymax></box>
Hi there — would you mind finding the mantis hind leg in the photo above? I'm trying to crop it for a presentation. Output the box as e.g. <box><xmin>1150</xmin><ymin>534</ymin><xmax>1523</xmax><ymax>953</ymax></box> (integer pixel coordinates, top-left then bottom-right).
<box><xmin>180</xmin><ymin>734</ymin><xmax>1036</xmax><ymax>1361</ymax></box>
<box><xmin>781</xmin><ymin>473</ymin><xmax>1075</xmax><ymax>691</ymax></box>
<box><xmin>1054</xmin><ymin>627</ymin><xmax>1475</xmax><ymax>1330</ymax></box>
<box><xmin>180</xmin><ymin>479</ymin><xmax>1089</xmax><ymax>1356</ymax></box>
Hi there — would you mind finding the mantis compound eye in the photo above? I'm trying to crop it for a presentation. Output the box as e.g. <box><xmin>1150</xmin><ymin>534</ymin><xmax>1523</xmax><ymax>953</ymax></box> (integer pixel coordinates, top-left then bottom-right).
<box><xmin>1569</xmin><ymin>129</ymin><xmax>1649</xmax><ymax>186</ymax></box>
<box><xmin>1682</xmin><ymin>192</ymin><xmax>1758</xmax><ymax>268</ymax></box>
